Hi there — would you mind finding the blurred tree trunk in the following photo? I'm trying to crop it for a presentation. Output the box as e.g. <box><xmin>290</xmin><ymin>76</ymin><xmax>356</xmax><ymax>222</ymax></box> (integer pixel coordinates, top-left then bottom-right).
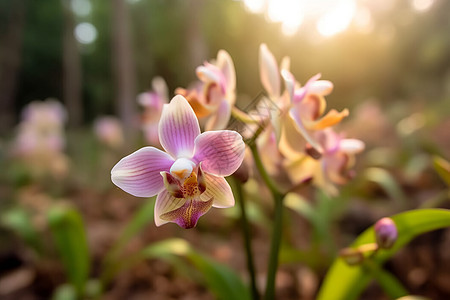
<box><xmin>62</xmin><ymin>0</ymin><xmax>83</xmax><ymax>127</ymax></box>
<box><xmin>186</xmin><ymin>0</ymin><xmax>208</xmax><ymax>71</ymax></box>
<box><xmin>0</xmin><ymin>0</ymin><xmax>25</xmax><ymax>133</ymax></box>
<box><xmin>112</xmin><ymin>0</ymin><xmax>136</xmax><ymax>140</ymax></box>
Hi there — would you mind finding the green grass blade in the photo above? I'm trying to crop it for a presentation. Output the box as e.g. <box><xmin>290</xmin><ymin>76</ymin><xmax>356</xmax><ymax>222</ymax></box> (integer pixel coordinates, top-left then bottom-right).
<box><xmin>48</xmin><ymin>204</ymin><xmax>90</xmax><ymax>296</ymax></box>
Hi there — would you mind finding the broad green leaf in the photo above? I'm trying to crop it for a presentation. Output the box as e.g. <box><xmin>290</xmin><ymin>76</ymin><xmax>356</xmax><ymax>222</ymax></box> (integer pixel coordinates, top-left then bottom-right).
<box><xmin>317</xmin><ymin>209</ymin><xmax>450</xmax><ymax>300</ymax></box>
<box><xmin>138</xmin><ymin>238</ymin><xmax>250</xmax><ymax>300</ymax></box>
<box><xmin>48</xmin><ymin>204</ymin><xmax>90</xmax><ymax>296</ymax></box>
<box><xmin>432</xmin><ymin>156</ymin><xmax>450</xmax><ymax>186</ymax></box>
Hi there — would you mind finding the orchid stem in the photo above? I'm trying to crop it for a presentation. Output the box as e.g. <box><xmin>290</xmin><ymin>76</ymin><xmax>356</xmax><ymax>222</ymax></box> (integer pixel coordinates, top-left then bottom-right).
<box><xmin>264</xmin><ymin>191</ymin><xmax>284</xmax><ymax>300</ymax></box>
<box><xmin>231</xmin><ymin>176</ymin><xmax>260</xmax><ymax>300</ymax></box>
<box><xmin>249</xmin><ymin>142</ymin><xmax>285</xmax><ymax>300</ymax></box>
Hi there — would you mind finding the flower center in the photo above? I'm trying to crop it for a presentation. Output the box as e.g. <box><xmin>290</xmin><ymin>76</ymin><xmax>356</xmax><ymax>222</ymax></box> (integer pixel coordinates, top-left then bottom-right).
<box><xmin>170</xmin><ymin>157</ymin><xmax>196</xmax><ymax>180</ymax></box>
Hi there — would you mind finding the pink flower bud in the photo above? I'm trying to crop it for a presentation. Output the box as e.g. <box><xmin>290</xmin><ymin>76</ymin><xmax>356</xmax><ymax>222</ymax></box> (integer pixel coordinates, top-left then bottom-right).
<box><xmin>374</xmin><ymin>217</ymin><xmax>398</xmax><ymax>249</ymax></box>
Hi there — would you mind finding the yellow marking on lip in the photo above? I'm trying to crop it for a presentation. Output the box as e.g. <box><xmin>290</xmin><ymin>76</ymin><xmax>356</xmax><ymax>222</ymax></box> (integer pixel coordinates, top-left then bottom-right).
<box><xmin>172</xmin><ymin>169</ymin><xmax>187</xmax><ymax>179</ymax></box>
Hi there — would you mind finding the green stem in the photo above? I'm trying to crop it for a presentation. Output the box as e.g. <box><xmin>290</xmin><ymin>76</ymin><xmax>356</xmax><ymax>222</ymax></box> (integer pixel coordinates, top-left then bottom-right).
<box><xmin>249</xmin><ymin>142</ymin><xmax>281</xmax><ymax>197</ymax></box>
<box><xmin>264</xmin><ymin>192</ymin><xmax>284</xmax><ymax>300</ymax></box>
<box><xmin>231</xmin><ymin>176</ymin><xmax>260</xmax><ymax>300</ymax></box>
<box><xmin>249</xmin><ymin>142</ymin><xmax>285</xmax><ymax>300</ymax></box>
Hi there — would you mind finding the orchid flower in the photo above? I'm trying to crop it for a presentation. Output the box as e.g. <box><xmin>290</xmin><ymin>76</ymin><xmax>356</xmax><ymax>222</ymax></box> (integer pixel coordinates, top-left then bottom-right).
<box><xmin>176</xmin><ymin>50</ymin><xmax>236</xmax><ymax>131</ymax></box>
<box><xmin>94</xmin><ymin>116</ymin><xmax>124</xmax><ymax>149</ymax></box>
<box><xmin>138</xmin><ymin>77</ymin><xmax>169</xmax><ymax>146</ymax></box>
<box><xmin>282</xmin><ymin>70</ymin><xmax>349</xmax><ymax>153</ymax></box>
<box><xmin>12</xmin><ymin>99</ymin><xmax>69</xmax><ymax>177</ymax></box>
<box><xmin>111</xmin><ymin>95</ymin><xmax>245</xmax><ymax>229</ymax></box>
<box><xmin>284</xmin><ymin>128</ymin><xmax>364</xmax><ymax>195</ymax></box>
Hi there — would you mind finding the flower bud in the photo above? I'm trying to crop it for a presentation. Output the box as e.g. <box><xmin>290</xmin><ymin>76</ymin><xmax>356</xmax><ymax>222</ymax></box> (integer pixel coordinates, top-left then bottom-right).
<box><xmin>374</xmin><ymin>217</ymin><xmax>398</xmax><ymax>249</ymax></box>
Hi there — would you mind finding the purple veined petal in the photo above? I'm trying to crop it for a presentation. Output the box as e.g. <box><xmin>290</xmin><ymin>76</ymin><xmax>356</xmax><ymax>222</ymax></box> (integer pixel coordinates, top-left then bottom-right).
<box><xmin>205</xmin><ymin>99</ymin><xmax>231</xmax><ymax>131</ymax></box>
<box><xmin>289</xmin><ymin>107</ymin><xmax>323</xmax><ymax>153</ymax></box>
<box><xmin>193</xmin><ymin>130</ymin><xmax>245</xmax><ymax>177</ymax></box>
<box><xmin>154</xmin><ymin>189</ymin><xmax>187</xmax><ymax>227</ymax></box>
<box><xmin>111</xmin><ymin>147</ymin><xmax>174</xmax><ymax>197</ymax></box>
<box><xmin>216</xmin><ymin>50</ymin><xmax>236</xmax><ymax>92</ymax></box>
<box><xmin>159</xmin><ymin>194</ymin><xmax>213</xmax><ymax>229</ymax></box>
<box><xmin>201</xmin><ymin>172</ymin><xmax>235</xmax><ymax>208</ymax></box>
<box><xmin>259</xmin><ymin>44</ymin><xmax>280</xmax><ymax>98</ymax></box>
<box><xmin>158</xmin><ymin>95</ymin><xmax>201</xmax><ymax>158</ymax></box>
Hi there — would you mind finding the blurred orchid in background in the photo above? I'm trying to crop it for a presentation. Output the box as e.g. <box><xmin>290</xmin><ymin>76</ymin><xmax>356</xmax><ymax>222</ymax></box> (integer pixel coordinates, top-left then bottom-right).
<box><xmin>176</xmin><ymin>50</ymin><xmax>236</xmax><ymax>131</ymax></box>
<box><xmin>11</xmin><ymin>99</ymin><xmax>69</xmax><ymax>177</ymax></box>
<box><xmin>284</xmin><ymin>128</ymin><xmax>364</xmax><ymax>195</ymax></box>
<box><xmin>137</xmin><ymin>77</ymin><xmax>169</xmax><ymax>146</ymax></box>
<box><xmin>282</xmin><ymin>70</ymin><xmax>349</xmax><ymax>153</ymax></box>
<box><xmin>111</xmin><ymin>95</ymin><xmax>245</xmax><ymax>228</ymax></box>
<box><xmin>93</xmin><ymin>116</ymin><xmax>124</xmax><ymax>149</ymax></box>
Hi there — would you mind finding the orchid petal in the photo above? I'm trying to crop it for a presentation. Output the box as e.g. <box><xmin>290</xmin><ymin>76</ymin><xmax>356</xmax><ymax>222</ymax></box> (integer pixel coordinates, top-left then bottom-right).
<box><xmin>154</xmin><ymin>189</ymin><xmax>186</xmax><ymax>227</ymax></box>
<box><xmin>304</xmin><ymin>109</ymin><xmax>349</xmax><ymax>130</ymax></box>
<box><xmin>309</xmin><ymin>80</ymin><xmax>333</xmax><ymax>96</ymax></box>
<box><xmin>216</xmin><ymin>50</ymin><xmax>236</xmax><ymax>92</ymax></box>
<box><xmin>151</xmin><ymin>76</ymin><xmax>169</xmax><ymax>102</ymax></box>
<box><xmin>340</xmin><ymin>139</ymin><xmax>365</xmax><ymax>154</ymax></box>
<box><xmin>280</xmin><ymin>56</ymin><xmax>291</xmax><ymax>72</ymax></box>
<box><xmin>205</xmin><ymin>99</ymin><xmax>231</xmax><ymax>131</ymax></box>
<box><xmin>159</xmin><ymin>95</ymin><xmax>201</xmax><ymax>158</ymax></box>
<box><xmin>289</xmin><ymin>107</ymin><xmax>323</xmax><ymax>152</ymax></box>
<box><xmin>201</xmin><ymin>172</ymin><xmax>234</xmax><ymax>208</ymax></box>
<box><xmin>193</xmin><ymin>130</ymin><xmax>245</xmax><ymax>177</ymax></box>
<box><xmin>259</xmin><ymin>44</ymin><xmax>280</xmax><ymax>98</ymax></box>
<box><xmin>160</xmin><ymin>195</ymin><xmax>213</xmax><ymax>229</ymax></box>
<box><xmin>281</xmin><ymin>69</ymin><xmax>295</xmax><ymax>103</ymax></box>
<box><xmin>196</xmin><ymin>64</ymin><xmax>222</xmax><ymax>84</ymax></box>
<box><xmin>111</xmin><ymin>147</ymin><xmax>174</xmax><ymax>197</ymax></box>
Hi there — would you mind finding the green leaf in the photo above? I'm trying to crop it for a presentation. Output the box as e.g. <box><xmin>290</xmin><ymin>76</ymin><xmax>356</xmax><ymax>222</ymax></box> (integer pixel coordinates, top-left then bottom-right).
<box><xmin>48</xmin><ymin>204</ymin><xmax>90</xmax><ymax>296</ymax></box>
<box><xmin>138</xmin><ymin>238</ymin><xmax>250</xmax><ymax>300</ymax></box>
<box><xmin>52</xmin><ymin>284</ymin><xmax>77</xmax><ymax>300</ymax></box>
<box><xmin>187</xmin><ymin>252</ymin><xmax>251</xmax><ymax>300</ymax></box>
<box><xmin>317</xmin><ymin>209</ymin><xmax>450</xmax><ymax>300</ymax></box>
<box><xmin>432</xmin><ymin>156</ymin><xmax>450</xmax><ymax>186</ymax></box>
<box><xmin>365</xmin><ymin>168</ymin><xmax>406</xmax><ymax>205</ymax></box>
<box><xmin>1</xmin><ymin>207</ymin><xmax>42</xmax><ymax>253</ymax></box>
<box><xmin>106</xmin><ymin>196</ymin><xmax>155</xmax><ymax>260</ymax></box>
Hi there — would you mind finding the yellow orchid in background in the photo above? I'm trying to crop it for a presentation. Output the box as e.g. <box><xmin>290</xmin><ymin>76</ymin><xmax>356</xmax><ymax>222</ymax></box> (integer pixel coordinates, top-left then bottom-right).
<box><xmin>176</xmin><ymin>50</ymin><xmax>236</xmax><ymax>131</ymax></box>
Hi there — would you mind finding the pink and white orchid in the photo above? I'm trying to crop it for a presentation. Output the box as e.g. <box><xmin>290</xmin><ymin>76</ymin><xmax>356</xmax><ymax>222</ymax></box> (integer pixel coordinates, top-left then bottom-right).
<box><xmin>137</xmin><ymin>77</ymin><xmax>169</xmax><ymax>146</ymax></box>
<box><xmin>111</xmin><ymin>95</ymin><xmax>245</xmax><ymax>229</ymax></box>
<box><xmin>176</xmin><ymin>50</ymin><xmax>236</xmax><ymax>131</ymax></box>
<box><xmin>282</xmin><ymin>70</ymin><xmax>349</xmax><ymax>153</ymax></box>
<box><xmin>284</xmin><ymin>128</ymin><xmax>364</xmax><ymax>195</ymax></box>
